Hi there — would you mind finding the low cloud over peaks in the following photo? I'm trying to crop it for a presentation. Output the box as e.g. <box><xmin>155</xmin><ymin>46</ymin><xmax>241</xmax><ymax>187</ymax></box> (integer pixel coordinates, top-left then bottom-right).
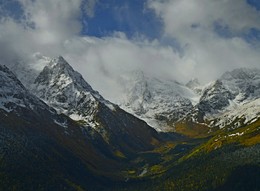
<box><xmin>0</xmin><ymin>0</ymin><xmax>260</xmax><ymax>102</ymax></box>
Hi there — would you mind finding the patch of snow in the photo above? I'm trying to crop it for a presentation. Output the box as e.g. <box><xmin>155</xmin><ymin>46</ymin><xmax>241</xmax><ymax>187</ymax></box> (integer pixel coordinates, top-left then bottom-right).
<box><xmin>210</xmin><ymin>98</ymin><xmax>260</xmax><ymax>128</ymax></box>
<box><xmin>0</xmin><ymin>103</ymin><xmax>12</xmax><ymax>113</ymax></box>
<box><xmin>228</xmin><ymin>132</ymin><xmax>244</xmax><ymax>137</ymax></box>
<box><xmin>69</xmin><ymin>113</ymin><xmax>85</xmax><ymax>121</ymax></box>
<box><xmin>54</xmin><ymin>119</ymin><xmax>68</xmax><ymax>129</ymax></box>
<box><xmin>139</xmin><ymin>168</ymin><xmax>148</xmax><ymax>177</ymax></box>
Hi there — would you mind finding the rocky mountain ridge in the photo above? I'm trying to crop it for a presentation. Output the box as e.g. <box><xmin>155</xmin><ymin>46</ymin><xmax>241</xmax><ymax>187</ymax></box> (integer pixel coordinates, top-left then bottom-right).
<box><xmin>118</xmin><ymin>67</ymin><xmax>260</xmax><ymax>132</ymax></box>
<box><xmin>6</xmin><ymin>55</ymin><xmax>260</xmax><ymax>133</ymax></box>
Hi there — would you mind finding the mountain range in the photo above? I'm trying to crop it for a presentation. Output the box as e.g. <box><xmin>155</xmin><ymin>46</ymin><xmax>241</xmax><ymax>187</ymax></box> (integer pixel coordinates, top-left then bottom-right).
<box><xmin>117</xmin><ymin>67</ymin><xmax>260</xmax><ymax>134</ymax></box>
<box><xmin>0</xmin><ymin>55</ymin><xmax>259</xmax><ymax>191</ymax></box>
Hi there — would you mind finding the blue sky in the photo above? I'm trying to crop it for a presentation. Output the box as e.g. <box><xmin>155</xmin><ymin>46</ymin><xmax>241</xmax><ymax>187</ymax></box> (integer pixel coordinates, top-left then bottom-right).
<box><xmin>0</xmin><ymin>0</ymin><xmax>23</xmax><ymax>20</ymax></box>
<box><xmin>81</xmin><ymin>0</ymin><xmax>163</xmax><ymax>39</ymax></box>
<box><xmin>1</xmin><ymin>0</ymin><xmax>260</xmax><ymax>41</ymax></box>
<box><xmin>247</xmin><ymin>0</ymin><xmax>260</xmax><ymax>10</ymax></box>
<box><xmin>82</xmin><ymin>0</ymin><xmax>260</xmax><ymax>41</ymax></box>
<box><xmin>1</xmin><ymin>0</ymin><xmax>163</xmax><ymax>39</ymax></box>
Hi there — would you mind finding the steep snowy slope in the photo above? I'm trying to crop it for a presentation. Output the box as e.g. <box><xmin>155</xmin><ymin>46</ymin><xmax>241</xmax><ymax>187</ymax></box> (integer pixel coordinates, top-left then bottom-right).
<box><xmin>197</xmin><ymin>80</ymin><xmax>235</xmax><ymax>118</ymax></box>
<box><xmin>32</xmin><ymin>56</ymin><xmax>112</xmax><ymax>128</ymax></box>
<box><xmin>199</xmin><ymin>68</ymin><xmax>260</xmax><ymax>128</ymax></box>
<box><xmin>209</xmin><ymin>98</ymin><xmax>260</xmax><ymax>129</ymax></box>
<box><xmin>118</xmin><ymin>71</ymin><xmax>199</xmax><ymax>131</ymax></box>
<box><xmin>32</xmin><ymin>57</ymin><xmax>160</xmax><ymax>152</ymax></box>
<box><xmin>0</xmin><ymin>64</ymin><xmax>54</xmax><ymax>114</ymax></box>
<box><xmin>189</xmin><ymin>68</ymin><xmax>260</xmax><ymax>129</ymax></box>
<box><xmin>221</xmin><ymin>68</ymin><xmax>260</xmax><ymax>103</ymax></box>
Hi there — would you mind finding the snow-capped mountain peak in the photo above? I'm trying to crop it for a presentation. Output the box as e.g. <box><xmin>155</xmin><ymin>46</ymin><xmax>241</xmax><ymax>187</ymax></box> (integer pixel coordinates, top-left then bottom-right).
<box><xmin>0</xmin><ymin>64</ymin><xmax>57</xmax><ymax>117</ymax></box>
<box><xmin>0</xmin><ymin>64</ymin><xmax>26</xmax><ymax>93</ymax></box>
<box><xmin>35</xmin><ymin>56</ymin><xmax>94</xmax><ymax>93</ymax></box>
<box><xmin>220</xmin><ymin>67</ymin><xmax>260</xmax><ymax>103</ymax></box>
<box><xmin>0</xmin><ymin>65</ymin><xmax>28</xmax><ymax>112</ymax></box>
<box><xmin>188</xmin><ymin>67</ymin><xmax>260</xmax><ymax>128</ymax></box>
<box><xmin>221</xmin><ymin>68</ymin><xmax>260</xmax><ymax>81</ymax></box>
<box><xmin>197</xmin><ymin>80</ymin><xmax>235</xmax><ymax>116</ymax></box>
<box><xmin>32</xmin><ymin>56</ymin><xmax>116</xmax><ymax>129</ymax></box>
<box><xmin>118</xmin><ymin>70</ymin><xmax>199</xmax><ymax>131</ymax></box>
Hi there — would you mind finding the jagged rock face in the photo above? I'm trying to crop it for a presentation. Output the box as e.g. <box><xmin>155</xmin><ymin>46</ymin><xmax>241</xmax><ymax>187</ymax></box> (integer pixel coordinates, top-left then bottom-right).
<box><xmin>32</xmin><ymin>57</ymin><xmax>160</xmax><ymax>152</ymax></box>
<box><xmin>33</xmin><ymin>56</ymin><xmax>101</xmax><ymax>126</ymax></box>
<box><xmin>209</xmin><ymin>98</ymin><xmax>260</xmax><ymax>129</ymax></box>
<box><xmin>188</xmin><ymin>68</ymin><xmax>260</xmax><ymax>127</ymax></box>
<box><xmin>198</xmin><ymin>68</ymin><xmax>260</xmax><ymax>128</ymax></box>
<box><xmin>119</xmin><ymin>71</ymin><xmax>197</xmax><ymax>131</ymax></box>
<box><xmin>197</xmin><ymin>80</ymin><xmax>235</xmax><ymax>116</ymax></box>
<box><xmin>0</xmin><ymin>64</ymin><xmax>52</xmax><ymax>114</ymax></box>
<box><xmin>0</xmin><ymin>65</ymin><xmax>26</xmax><ymax>96</ymax></box>
<box><xmin>221</xmin><ymin>68</ymin><xmax>260</xmax><ymax>102</ymax></box>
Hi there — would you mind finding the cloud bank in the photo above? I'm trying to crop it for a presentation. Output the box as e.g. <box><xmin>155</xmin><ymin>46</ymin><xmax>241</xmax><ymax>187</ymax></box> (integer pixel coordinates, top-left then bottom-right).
<box><xmin>0</xmin><ymin>0</ymin><xmax>260</xmax><ymax>102</ymax></box>
<box><xmin>148</xmin><ymin>0</ymin><xmax>260</xmax><ymax>81</ymax></box>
